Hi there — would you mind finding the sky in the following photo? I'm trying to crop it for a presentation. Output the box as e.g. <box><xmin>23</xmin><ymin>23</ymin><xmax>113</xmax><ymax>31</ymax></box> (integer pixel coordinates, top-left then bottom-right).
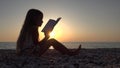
<box><xmin>0</xmin><ymin>0</ymin><xmax>120</xmax><ymax>42</ymax></box>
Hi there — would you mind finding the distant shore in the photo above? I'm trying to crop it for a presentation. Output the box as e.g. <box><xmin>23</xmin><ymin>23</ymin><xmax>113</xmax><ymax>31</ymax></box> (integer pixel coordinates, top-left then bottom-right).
<box><xmin>0</xmin><ymin>48</ymin><xmax>120</xmax><ymax>68</ymax></box>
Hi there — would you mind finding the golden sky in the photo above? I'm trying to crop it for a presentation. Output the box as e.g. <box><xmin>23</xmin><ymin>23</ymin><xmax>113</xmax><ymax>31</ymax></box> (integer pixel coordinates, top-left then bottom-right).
<box><xmin>0</xmin><ymin>0</ymin><xmax>120</xmax><ymax>42</ymax></box>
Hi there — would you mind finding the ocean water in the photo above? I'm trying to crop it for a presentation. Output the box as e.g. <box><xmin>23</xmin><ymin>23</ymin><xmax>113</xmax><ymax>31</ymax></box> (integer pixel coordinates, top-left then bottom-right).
<box><xmin>0</xmin><ymin>42</ymin><xmax>120</xmax><ymax>49</ymax></box>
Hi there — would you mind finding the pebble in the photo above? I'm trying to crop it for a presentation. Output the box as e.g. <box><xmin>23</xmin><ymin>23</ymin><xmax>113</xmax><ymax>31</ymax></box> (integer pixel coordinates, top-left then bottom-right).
<box><xmin>0</xmin><ymin>49</ymin><xmax>120</xmax><ymax>68</ymax></box>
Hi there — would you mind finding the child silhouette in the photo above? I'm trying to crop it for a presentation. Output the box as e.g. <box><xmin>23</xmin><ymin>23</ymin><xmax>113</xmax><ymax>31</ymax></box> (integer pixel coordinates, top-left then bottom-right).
<box><xmin>16</xmin><ymin>9</ymin><xmax>81</xmax><ymax>56</ymax></box>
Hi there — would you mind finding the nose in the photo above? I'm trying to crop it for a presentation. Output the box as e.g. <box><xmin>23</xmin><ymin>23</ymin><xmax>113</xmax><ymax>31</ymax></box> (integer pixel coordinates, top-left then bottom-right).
<box><xmin>39</xmin><ymin>20</ymin><xmax>43</xmax><ymax>26</ymax></box>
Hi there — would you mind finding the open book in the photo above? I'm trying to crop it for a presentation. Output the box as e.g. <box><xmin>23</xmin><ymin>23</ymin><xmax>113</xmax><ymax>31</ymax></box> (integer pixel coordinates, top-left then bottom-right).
<box><xmin>41</xmin><ymin>17</ymin><xmax>61</xmax><ymax>33</ymax></box>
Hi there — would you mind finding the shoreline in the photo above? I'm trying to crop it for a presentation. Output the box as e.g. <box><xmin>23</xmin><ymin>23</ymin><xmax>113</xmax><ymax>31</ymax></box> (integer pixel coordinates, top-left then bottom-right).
<box><xmin>0</xmin><ymin>48</ymin><xmax>120</xmax><ymax>68</ymax></box>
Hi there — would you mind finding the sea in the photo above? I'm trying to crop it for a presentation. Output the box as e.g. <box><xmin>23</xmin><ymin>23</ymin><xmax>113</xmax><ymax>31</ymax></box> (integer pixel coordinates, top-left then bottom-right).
<box><xmin>0</xmin><ymin>42</ymin><xmax>120</xmax><ymax>50</ymax></box>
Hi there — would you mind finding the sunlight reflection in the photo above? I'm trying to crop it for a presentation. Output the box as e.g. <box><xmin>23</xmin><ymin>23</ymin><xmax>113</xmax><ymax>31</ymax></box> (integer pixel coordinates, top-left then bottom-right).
<box><xmin>49</xmin><ymin>31</ymin><xmax>55</xmax><ymax>38</ymax></box>
<box><xmin>49</xmin><ymin>46</ymin><xmax>54</xmax><ymax>49</ymax></box>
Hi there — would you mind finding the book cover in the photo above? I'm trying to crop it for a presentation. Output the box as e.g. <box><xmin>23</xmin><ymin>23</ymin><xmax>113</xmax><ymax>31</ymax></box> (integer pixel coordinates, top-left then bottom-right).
<box><xmin>41</xmin><ymin>17</ymin><xmax>61</xmax><ymax>33</ymax></box>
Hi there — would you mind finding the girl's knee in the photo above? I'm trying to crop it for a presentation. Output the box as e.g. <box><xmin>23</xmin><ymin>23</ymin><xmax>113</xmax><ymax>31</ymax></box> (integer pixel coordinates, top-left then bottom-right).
<box><xmin>48</xmin><ymin>38</ymin><xmax>56</xmax><ymax>43</ymax></box>
<box><xmin>47</xmin><ymin>39</ymin><xmax>58</xmax><ymax>46</ymax></box>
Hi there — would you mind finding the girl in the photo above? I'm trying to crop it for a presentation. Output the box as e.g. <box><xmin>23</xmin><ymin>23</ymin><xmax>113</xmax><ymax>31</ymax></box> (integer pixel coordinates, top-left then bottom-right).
<box><xmin>16</xmin><ymin>9</ymin><xmax>81</xmax><ymax>56</ymax></box>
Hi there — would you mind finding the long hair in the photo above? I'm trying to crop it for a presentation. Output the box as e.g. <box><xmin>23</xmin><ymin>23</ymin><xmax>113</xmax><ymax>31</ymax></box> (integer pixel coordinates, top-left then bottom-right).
<box><xmin>16</xmin><ymin>9</ymin><xmax>43</xmax><ymax>55</ymax></box>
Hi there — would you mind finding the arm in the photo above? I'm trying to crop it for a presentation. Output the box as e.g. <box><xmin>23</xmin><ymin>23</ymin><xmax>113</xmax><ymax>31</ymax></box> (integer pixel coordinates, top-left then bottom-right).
<box><xmin>39</xmin><ymin>32</ymin><xmax>50</xmax><ymax>45</ymax></box>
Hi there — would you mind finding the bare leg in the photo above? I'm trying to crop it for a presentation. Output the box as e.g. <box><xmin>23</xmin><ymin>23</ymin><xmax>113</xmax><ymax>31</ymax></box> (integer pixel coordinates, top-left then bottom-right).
<box><xmin>36</xmin><ymin>42</ymin><xmax>51</xmax><ymax>56</ymax></box>
<box><xmin>36</xmin><ymin>39</ymin><xmax>69</xmax><ymax>56</ymax></box>
<box><xmin>48</xmin><ymin>39</ymin><xmax>70</xmax><ymax>54</ymax></box>
<box><xmin>37</xmin><ymin>39</ymin><xmax>81</xmax><ymax>56</ymax></box>
<box><xmin>48</xmin><ymin>39</ymin><xmax>81</xmax><ymax>56</ymax></box>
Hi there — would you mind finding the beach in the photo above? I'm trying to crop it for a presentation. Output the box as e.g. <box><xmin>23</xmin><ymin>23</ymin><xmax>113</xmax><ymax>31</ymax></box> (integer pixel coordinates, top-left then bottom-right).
<box><xmin>0</xmin><ymin>49</ymin><xmax>120</xmax><ymax>68</ymax></box>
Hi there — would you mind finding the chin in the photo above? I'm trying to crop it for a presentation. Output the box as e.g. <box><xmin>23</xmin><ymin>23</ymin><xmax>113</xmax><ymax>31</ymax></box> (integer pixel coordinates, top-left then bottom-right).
<box><xmin>38</xmin><ymin>25</ymin><xmax>42</xmax><ymax>27</ymax></box>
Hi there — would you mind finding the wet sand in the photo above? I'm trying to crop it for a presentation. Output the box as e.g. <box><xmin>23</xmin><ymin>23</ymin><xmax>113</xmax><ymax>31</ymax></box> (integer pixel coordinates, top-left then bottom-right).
<box><xmin>0</xmin><ymin>48</ymin><xmax>120</xmax><ymax>68</ymax></box>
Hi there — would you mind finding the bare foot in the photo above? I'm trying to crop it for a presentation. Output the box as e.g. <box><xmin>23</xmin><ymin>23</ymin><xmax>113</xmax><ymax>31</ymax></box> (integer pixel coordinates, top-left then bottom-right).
<box><xmin>69</xmin><ymin>44</ymin><xmax>81</xmax><ymax>56</ymax></box>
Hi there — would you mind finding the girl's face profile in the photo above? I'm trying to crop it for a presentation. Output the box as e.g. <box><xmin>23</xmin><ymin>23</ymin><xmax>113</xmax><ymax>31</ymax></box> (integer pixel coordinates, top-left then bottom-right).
<box><xmin>35</xmin><ymin>16</ymin><xmax>43</xmax><ymax>27</ymax></box>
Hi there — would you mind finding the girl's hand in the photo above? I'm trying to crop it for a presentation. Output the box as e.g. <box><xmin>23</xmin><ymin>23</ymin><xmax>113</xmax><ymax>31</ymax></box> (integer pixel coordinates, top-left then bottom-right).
<box><xmin>44</xmin><ymin>31</ymin><xmax>50</xmax><ymax>40</ymax></box>
<box><xmin>39</xmin><ymin>32</ymin><xmax>50</xmax><ymax>45</ymax></box>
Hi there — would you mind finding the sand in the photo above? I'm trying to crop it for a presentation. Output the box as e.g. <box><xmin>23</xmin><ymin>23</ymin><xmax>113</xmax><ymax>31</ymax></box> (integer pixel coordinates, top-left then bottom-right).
<box><xmin>0</xmin><ymin>49</ymin><xmax>120</xmax><ymax>68</ymax></box>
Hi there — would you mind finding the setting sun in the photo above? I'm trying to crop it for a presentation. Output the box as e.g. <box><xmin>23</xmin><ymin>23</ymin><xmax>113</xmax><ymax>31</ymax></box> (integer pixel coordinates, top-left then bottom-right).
<box><xmin>39</xmin><ymin>27</ymin><xmax>62</xmax><ymax>41</ymax></box>
<box><xmin>49</xmin><ymin>32</ymin><xmax>55</xmax><ymax>38</ymax></box>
